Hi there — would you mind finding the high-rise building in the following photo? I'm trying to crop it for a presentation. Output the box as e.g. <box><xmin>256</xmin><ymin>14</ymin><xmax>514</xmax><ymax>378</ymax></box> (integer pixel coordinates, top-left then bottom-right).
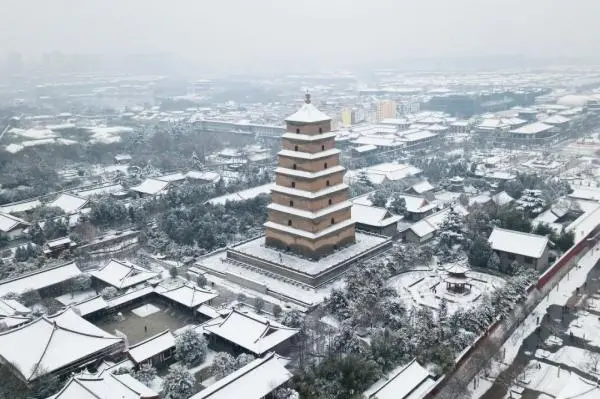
<box><xmin>264</xmin><ymin>93</ymin><xmax>355</xmax><ymax>259</ymax></box>
<box><xmin>376</xmin><ymin>100</ymin><xmax>397</xmax><ymax>122</ymax></box>
<box><xmin>340</xmin><ymin>108</ymin><xmax>354</xmax><ymax>128</ymax></box>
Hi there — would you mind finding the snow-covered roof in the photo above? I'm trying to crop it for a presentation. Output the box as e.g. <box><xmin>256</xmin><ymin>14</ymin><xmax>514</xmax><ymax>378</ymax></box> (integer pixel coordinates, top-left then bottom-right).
<box><xmin>204</xmin><ymin>309</ymin><xmax>299</xmax><ymax>355</ymax></box>
<box><xmin>569</xmin><ymin>186</ymin><xmax>600</xmax><ymax>201</ymax></box>
<box><xmin>511</xmin><ymin>121</ymin><xmax>554</xmax><ymax>135</ymax></box>
<box><xmin>190</xmin><ymin>352</ymin><xmax>292</xmax><ymax>399</ymax></box>
<box><xmin>409</xmin><ymin>207</ymin><xmax>467</xmax><ymax>238</ymax></box>
<box><xmin>275</xmin><ymin>165</ymin><xmax>345</xmax><ymax>179</ymax></box>
<box><xmin>412</xmin><ymin>181</ymin><xmax>434</xmax><ymax>194</ymax></box>
<box><xmin>77</xmin><ymin>184</ymin><xmax>124</xmax><ymax>198</ymax></box>
<box><xmin>265</xmin><ymin>218</ymin><xmax>354</xmax><ymax>240</ymax></box>
<box><xmin>542</xmin><ymin>115</ymin><xmax>571</xmax><ymax>125</ymax></box>
<box><xmin>353</xmin><ymin>144</ymin><xmax>378</xmax><ymax>153</ymax></box>
<box><xmin>0</xmin><ymin>298</ymin><xmax>30</xmax><ymax>316</ymax></box>
<box><xmin>0</xmin><ymin>262</ymin><xmax>82</xmax><ymax>297</ymax></box>
<box><xmin>0</xmin><ymin>308</ymin><xmax>123</xmax><ymax>381</ymax></box>
<box><xmin>48</xmin><ymin>193</ymin><xmax>89</xmax><ymax>214</ymax></box>
<box><xmin>469</xmin><ymin>194</ymin><xmax>492</xmax><ymax>206</ymax></box>
<box><xmin>0</xmin><ymin>315</ymin><xmax>31</xmax><ymax>329</ymax></box>
<box><xmin>74</xmin><ymin>295</ymin><xmax>108</xmax><ymax>317</ymax></box>
<box><xmin>106</xmin><ymin>286</ymin><xmax>154</xmax><ymax>308</ymax></box>
<box><xmin>52</xmin><ymin>371</ymin><xmax>158</xmax><ymax>399</ymax></box>
<box><xmin>363</xmin><ymin>359</ymin><xmax>436</xmax><ymax>399</ymax></box>
<box><xmin>268</xmin><ymin>200</ymin><xmax>352</xmax><ymax>220</ymax></box>
<box><xmin>0</xmin><ymin>212</ymin><xmax>29</xmax><ymax>232</ymax></box>
<box><xmin>90</xmin><ymin>259</ymin><xmax>159</xmax><ymax>290</ymax></box>
<box><xmin>128</xmin><ymin>330</ymin><xmax>175</xmax><ymax>364</ymax></box>
<box><xmin>130</xmin><ymin>178</ymin><xmax>170</xmax><ymax>195</ymax></box>
<box><xmin>488</xmin><ymin>227</ymin><xmax>549</xmax><ymax>259</ymax></box>
<box><xmin>492</xmin><ymin>191</ymin><xmax>514</xmax><ymax>206</ymax></box>
<box><xmin>399</xmin><ymin>130</ymin><xmax>438</xmax><ymax>142</ymax></box>
<box><xmin>345</xmin><ymin>163</ymin><xmax>422</xmax><ymax>185</ymax></box>
<box><xmin>47</xmin><ymin>236</ymin><xmax>73</xmax><ymax>248</ymax></box>
<box><xmin>282</xmin><ymin>131</ymin><xmax>337</xmax><ymax>141</ymax></box>
<box><xmin>156</xmin><ymin>172</ymin><xmax>187</xmax><ymax>182</ymax></box>
<box><xmin>207</xmin><ymin>183</ymin><xmax>273</xmax><ymax>205</ymax></box>
<box><xmin>352</xmin><ymin>204</ymin><xmax>401</xmax><ymax>227</ymax></box>
<box><xmin>155</xmin><ymin>282</ymin><xmax>218</xmax><ymax>309</ymax></box>
<box><xmin>271</xmin><ymin>183</ymin><xmax>348</xmax><ymax>199</ymax></box>
<box><xmin>285</xmin><ymin>96</ymin><xmax>331</xmax><ymax>124</ymax></box>
<box><xmin>278</xmin><ymin>148</ymin><xmax>340</xmax><ymax>160</ymax></box>
<box><xmin>0</xmin><ymin>199</ymin><xmax>42</xmax><ymax>214</ymax></box>
<box><xmin>186</xmin><ymin>170</ymin><xmax>221</xmax><ymax>182</ymax></box>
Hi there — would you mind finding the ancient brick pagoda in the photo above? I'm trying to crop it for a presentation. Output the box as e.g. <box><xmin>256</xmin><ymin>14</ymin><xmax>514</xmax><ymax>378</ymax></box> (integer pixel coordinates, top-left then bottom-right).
<box><xmin>264</xmin><ymin>93</ymin><xmax>356</xmax><ymax>259</ymax></box>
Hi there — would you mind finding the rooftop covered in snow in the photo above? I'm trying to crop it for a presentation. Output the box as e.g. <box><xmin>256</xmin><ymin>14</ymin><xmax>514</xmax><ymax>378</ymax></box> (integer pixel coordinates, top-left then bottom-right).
<box><xmin>0</xmin><ymin>212</ymin><xmax>29</xmax><ymax>233</ymax></box>
<box><xmin>48</xmin><ymin>193</ymin><xmax>89</xmax><ymax>214</ymax></box>
<box><xmin>488</xmin><ymin>227</ymin><xmax>549</xmax><ymax>259</ymax></box>
<box><xmin>130</xmin><ymin>178</ymin><xmax>170</xmax><ymax>195</ymax></box>
<box><xmin>285</xmin><ymin>93</ymin><xmax>331</xmax><ymax>124</ymax></box>
<box><xmin>190</xmin><ymin>352</ymin><xmax>292</xmax><ymax>399</ymax></box>
<box><xmin>204</xmin><ymin>309</ymin><xmax>299</xmax><ymax>356</ymax></box>
<box><xmin>0</xmin><ymin>308</ymin><xmax>123</xmax><ymax>382</ymax></box>
<box><xmin>362</xmin><ymin>358</ymin><xmax>437</xmax><ymax>399</ymax></box>
<box><xmin>52</xmin><ymin>370</ymin><xmax>158</xmax><ymax>399</ymax></box>
<box><xmin>155</xmin><ymin>281</ymin><xmax>218</xmax><ymax>309</ymax></box>
<box><xmin>0</xmin><ymin>262</ymin><xmax>82</xmax><ymax>297</ymax></box>
<box><xmin>90</xmin><ymin>259</ymin><xmax>159</xmax><ymax>290</ymax></box>
<box><xmin>127</xmin><ymin>329</ymin><xmax>175</xmax><ymax>364</ymax></box>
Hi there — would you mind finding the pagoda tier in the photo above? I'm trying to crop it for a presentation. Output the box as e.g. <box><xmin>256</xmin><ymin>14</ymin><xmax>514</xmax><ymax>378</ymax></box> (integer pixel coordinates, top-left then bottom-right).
<box><xmin>265</xmin><ymin>93</ymin><xmax>355</xmax><ymax>259</ymax></box>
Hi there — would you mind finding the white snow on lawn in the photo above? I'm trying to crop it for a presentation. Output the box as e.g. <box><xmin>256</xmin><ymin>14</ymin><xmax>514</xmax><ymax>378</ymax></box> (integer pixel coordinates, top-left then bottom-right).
<box><xmin>131</xmin><ymin>304</ymin><xmax>162</xmax><ymax>317</ymax></box>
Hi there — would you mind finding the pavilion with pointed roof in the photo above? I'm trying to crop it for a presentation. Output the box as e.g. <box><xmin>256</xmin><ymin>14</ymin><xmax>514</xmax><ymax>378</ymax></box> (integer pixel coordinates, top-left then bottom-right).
<box><xmin>444</xmin><ymin>261</ymin><xmax>472</xmax><ymax>293</ymax></box>
<box><xmin>0</xmin><ymin>308</ymin><xmax>125</xmax><ymax>383</ymax></box>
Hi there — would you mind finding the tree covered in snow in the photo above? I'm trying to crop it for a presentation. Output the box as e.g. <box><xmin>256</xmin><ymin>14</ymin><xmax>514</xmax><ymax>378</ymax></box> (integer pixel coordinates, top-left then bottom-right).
<box><xmin>174</xmin><ymin>329</ymin><xmax>207</xmax><ymax>367</ymax></box>
<box><xmin>132</xmin><ymin>363</ymin><xmax>157</xmax><ymax>388</ymax></box>
<box><xmin>467</xmin><ymin>236</ymin><xmax>494</xmax><ymax>269</ymax></box>
<box><xmin>357</xmin><ymin>170</ymin><xmax>373</xmax><ymax>187</ymax></box>
<box><xmin>100</xmin><ymin>286</ymin><xmax>118</xmax><ymax>300</ymax></box>
<box><xmin>329</xmin><ymin>324</ymin><xmax>368</xmax><ymax>355</ymax></box>
<box><xmin>235</xmin><ymin>353</ymin><xmax>255</xmax><ymax>369</ymax></box>
<box><xmin>389</xmin><ymin>243</ymin><xmax>421</xmax><ymax>273</ymax></box>
<box><xmin>281</xmin><ymin>309</ymin><xmax>305</xmax><ymax>328</ymax></box>
<box><xmin>211</xmin><ymin>352</ymin><xmax>237</xmax><ymax>380</ymax></box>
<box><xmin>388</xmin><ymin>193</ymin><xmax>407</xmax><ymax>216</ymax></box>
<box><xmin>368</xmin><ymin>190</ymin><xmax>388</xmax><ymax>208</ymax></box>
<box><xmin>273</xmin><ymin>387</ymin><xmax>300</xmax><ymax>399</ymax></box>
<box><xmin>161</xmin><ymin>364</ymin><xmax>195</xmax><ymax>399</ymax></box>
<box><xmin>438</xmin><ymin>207</ymin><xmax>465</xmax><ymax>247</ymax></box>
<box><xmin>70</xmin><ymin>274</ymin><xmax>92</xmax><ymax>292</ymax></box>
<box><xmin>89</xmin><ymin>198</ymin><xmax>129</xmax><ymax>227</ymax></box>
<box><xmin>515</xmin><ymin>189</ymin><xmax>546</xmax><ymax>217</ymax></box>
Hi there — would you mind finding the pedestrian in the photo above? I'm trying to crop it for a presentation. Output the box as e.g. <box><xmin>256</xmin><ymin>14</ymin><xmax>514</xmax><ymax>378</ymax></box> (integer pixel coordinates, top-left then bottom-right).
<box><xmin>144</xmin><ymin>325</ymin><xmax>148</xmax><ymax>334</ymax></box>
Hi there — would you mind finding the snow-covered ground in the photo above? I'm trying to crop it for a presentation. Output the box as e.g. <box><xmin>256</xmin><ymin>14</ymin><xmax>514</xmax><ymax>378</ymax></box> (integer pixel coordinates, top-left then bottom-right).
<box><xmin>388</xmin><ymin>269</ymin><xmax>506</xmax><ymax>315</ymax></box>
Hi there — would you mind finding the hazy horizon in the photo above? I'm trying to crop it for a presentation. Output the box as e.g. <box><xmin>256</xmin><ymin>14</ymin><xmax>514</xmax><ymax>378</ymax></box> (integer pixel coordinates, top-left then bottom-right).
<box><xmin>4</xmin><ymin>0</ymin><xmax>600</xmax><ymax>72</ymax></box>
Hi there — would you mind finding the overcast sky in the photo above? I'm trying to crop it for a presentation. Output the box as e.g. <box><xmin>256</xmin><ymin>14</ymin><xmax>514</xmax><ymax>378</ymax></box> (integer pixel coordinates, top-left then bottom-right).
<box><xmin>3</xmin><ymin>0</ymin><xmax>600</xmax><ymax>71</ymax></box>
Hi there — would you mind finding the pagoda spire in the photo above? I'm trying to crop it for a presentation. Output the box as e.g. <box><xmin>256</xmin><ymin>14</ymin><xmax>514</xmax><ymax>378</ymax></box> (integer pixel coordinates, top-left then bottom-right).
<box><xmin>304</xmin><ymin>91</ymin><xmax>311</xmax><ymax>104</ymax></box>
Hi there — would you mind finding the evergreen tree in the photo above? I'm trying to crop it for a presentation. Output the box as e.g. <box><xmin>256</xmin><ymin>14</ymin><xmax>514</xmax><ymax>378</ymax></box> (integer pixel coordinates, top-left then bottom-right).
<box><xmin>132</xmin><ymin>363</ymin><xmax>157</xmax><ymax>387</ymax></box>
<box><xmin>161</xmin><ymin>365</ymin><xmax>195</xmax><ymax>399</ymax></box>
<box><xmin>211</xmin><ymin>352</ymin><xmax>236</xmax><ymax>380</ymax></box>
<box><xmin>174</xmin><ymin>329</ymin><xmax>207</xmax><ymax>367</ymax></box>
<box><xmin>368</xmin><ymin>190</ymin><xmax>388</xmax><ymax>208</ymax></box>
<box><xmin>467</xmin><ymin>236</ymin><xmax>494</xmax><ymax>269</ymax></box>
<box><xmin>388</xmin><ymin>194</ymin><xmax>407</xmax><ymax>216</ymax></box>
